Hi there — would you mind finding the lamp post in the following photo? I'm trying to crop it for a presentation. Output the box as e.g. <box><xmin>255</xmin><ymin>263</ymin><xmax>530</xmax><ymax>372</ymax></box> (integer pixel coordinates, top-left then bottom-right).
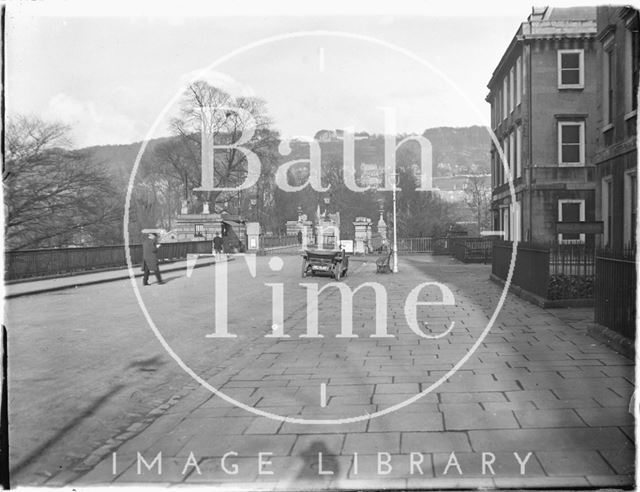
<box><xmin>391</xmin><ymin>173</ymin><xmax>399</xmax><ymax>273</ymax></box>
<box><xmin>250</xmin><ymin>196</ymin><xmax>258</xmax><ymax>222</ymax></box>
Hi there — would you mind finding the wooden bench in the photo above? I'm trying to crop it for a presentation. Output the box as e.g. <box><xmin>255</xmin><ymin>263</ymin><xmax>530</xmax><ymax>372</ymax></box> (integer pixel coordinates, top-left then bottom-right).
<box><xmin>376</xmin><ymin>251</ymin><xmax>392</xmax><ymax>273</ymax></box>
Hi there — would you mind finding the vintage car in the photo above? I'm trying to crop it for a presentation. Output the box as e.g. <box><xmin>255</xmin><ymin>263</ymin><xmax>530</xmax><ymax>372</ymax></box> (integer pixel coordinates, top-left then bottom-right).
<box><xmin>301</xmin><ymin>248</ymin><xmax>349</xmax><ymax>280</ymax></box>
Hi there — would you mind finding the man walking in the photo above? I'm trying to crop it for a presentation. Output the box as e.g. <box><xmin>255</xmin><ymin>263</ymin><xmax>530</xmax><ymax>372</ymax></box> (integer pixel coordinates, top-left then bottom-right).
<box><xmin>213</xmin><ymin>232</ymin><xmax>223</xmax><ymax>257</ymax></box>
<box><xmin>142</xmin><ymin>233</ymin><xmax>163</xmax><ymax>285</ymax></box>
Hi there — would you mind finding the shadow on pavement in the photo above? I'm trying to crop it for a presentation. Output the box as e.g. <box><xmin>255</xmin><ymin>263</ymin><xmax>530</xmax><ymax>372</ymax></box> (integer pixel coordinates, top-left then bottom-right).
<box><xmin>141</xmin><ymin>275</ymin><xmax>181</xmax><ymax>286</ymax></box>
<box><xmin>10</xmin><ymin>384</ymin><xmax>125</xmax><ymax>477</ymax></box>
<box><xmin>295</xmin><ymin>440</ymin><xmax>339</xmax><ymax>483</ymax></box>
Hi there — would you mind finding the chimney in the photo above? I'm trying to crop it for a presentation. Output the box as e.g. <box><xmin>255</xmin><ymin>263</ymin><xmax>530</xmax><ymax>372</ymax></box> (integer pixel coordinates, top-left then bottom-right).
<box><xmin>528</xmin><ymin>6</ymin><xmax>548</xmax><ymax>22</ymax></box>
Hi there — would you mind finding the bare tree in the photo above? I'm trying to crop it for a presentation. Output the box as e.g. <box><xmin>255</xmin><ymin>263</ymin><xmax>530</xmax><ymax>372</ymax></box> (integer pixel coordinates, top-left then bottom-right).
<box><xmin>152</xmin><ymin>138</ymin><xmax>200</xmax><ymax>201</ymax></box>
<box><xmin>4</xmin><ymin>115</ymin><xmax>120</xmax><ymax>249</ymax></box>
<box><xmin>131</xmin><ymin>180</ymin><xmax>165</xmax><ymax>231</ymax></box>
<box><xmin>463</xmin><ymin>173</ymin><xmax>492</xmax><ymax>234</ymax></box>
<box><xmin>169</xmin><ymin>81</ymin><xmax>278</xmax><ymax>213</ymax></box>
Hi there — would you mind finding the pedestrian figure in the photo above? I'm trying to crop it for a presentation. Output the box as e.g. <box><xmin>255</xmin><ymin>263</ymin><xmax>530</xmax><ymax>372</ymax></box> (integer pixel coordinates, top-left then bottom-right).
<box><xmin>297</xmin><ymin>230</ymin><xmax>303</xmax><ymax>245</ymax></box>
<box><xmin>142</xmin><ymin>233</ymin><xmax>163</xmax><ymax>285</ymax></box>
<box><xmin>213</xmin><ymin>232</ymin><xmax>223</xmax><ymax>257</ymax></box>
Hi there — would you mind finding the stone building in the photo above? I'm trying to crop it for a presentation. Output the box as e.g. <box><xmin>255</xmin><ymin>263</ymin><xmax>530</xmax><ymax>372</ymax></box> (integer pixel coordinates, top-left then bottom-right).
<box><xmin>593</xmin><ymin>6</ymin><xmax>638</xmax><ymax>251</ymax></box>
<box><xmin>171</xmin><ymin>212</ymin><xmax>247</xmax><ymax>252</ymax></box>
<box><xmin>487</xmin><ymin>6</ymin><xmax>599</xmax><ymax>245</ymax></box>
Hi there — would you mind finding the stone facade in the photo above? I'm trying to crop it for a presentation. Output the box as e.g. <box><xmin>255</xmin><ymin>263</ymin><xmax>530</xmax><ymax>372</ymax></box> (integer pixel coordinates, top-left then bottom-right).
<box><xmin>487</xmin><ymin>7</ymin><xmax>599</xmax><ymax>245</ymax></box>
<box><xmin>172</xmin><ymin>214</ymin><xmax>222</xmax><ymax>242</ymax></box>
<box><xmin>593</xmin><ymin>7</ymin><xmax>638</xmax><ymax>251</ymax></box>
<box><xmin>285</xmin><ymin>220</ymin><xmax>314</xmax><ymax>243</ymax></box>
<box><xmin>353</xmin><ymin>217</ymin><xmax>373</xmax><ymax>254</ymax></box>
<box><xmin>172</xmin><ymin>213</ymin><xmax>247</xmax><ymax>252</ymax></box>
<box><xmin>315</xmin><ymin>212</ymin><xmax>340</xmax><ymax>249</ymax></box>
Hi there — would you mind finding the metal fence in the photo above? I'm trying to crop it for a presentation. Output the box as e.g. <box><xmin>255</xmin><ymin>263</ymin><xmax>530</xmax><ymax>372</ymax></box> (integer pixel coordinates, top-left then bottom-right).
<box><xmin>549</xmin><ymin>243</ymin><xmax>595</xmax><ymax>277</ymax></box>
<box><xmin>492</xmin><ymin>241</ymin><xmax>550</xmax><ymax>299</ymax></box>
<box><xmin>595</xmin><ymin>249</ymin><xmax>636</xmax><ymax>340</ymax></box>
<box><xmin>261</xmin><ymin>235</ymin><xmax>299</xmax><ymax>249</ymax></box>
<box><xmin>391</xmin><ymin>236</ymin><xmax>493</xmax><ymax>257</ymax></box>
<box><xmin>396</xmin><ymin>237</ymin><xmax>435</xmax><ymax>254</ymax></box>
<box><xmin>451</xmin><ymin>238</ymin><xmax>494</xmax><ymax>263</ymax></box>
<box><xmin>547</xmin><ymin>243</ymin><xmax>595</xmax><ymax>300</ymax></box>
<box><xmin>493</xmin><ymin>241</ymin><xmax>598</xmax><ymax>300</ymax></box>
<box><xmin>5</xmin><ymin>240</ymin><xmax>213</xmax><ymax>281</ymax></box>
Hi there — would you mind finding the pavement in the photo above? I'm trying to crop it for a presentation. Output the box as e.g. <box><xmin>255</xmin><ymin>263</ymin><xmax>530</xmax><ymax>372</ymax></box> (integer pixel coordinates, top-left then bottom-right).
<box><xmin>6</xmin><ymin>254</ymin><xmax>635</xmax><ymax>489</ymax></box>
<box><xmin>3</xmin><ymin>256</ymin><xmax>219</xmax><ymax>299</ymax></box>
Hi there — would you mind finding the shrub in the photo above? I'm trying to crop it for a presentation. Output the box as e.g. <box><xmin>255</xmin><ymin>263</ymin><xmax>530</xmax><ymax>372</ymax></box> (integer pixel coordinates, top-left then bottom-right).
<box><xmin>547</xmin><ymin>274</ymin><xmax>594</xmax><ymax>300</ymax></box>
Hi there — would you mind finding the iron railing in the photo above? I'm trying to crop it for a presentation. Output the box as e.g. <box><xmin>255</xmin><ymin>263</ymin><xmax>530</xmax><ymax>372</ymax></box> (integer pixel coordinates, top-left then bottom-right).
<box><xmin>492</xmin><ymin>241</ymin><xmax>550</xmax><ymax>299</ymax></box>
<box><xmin>261</xmin><ymin>235</ymin><xmax>299</xmax><ymax>249</ymax></box>
<box><xmin>493</xmin><ymin>241</ymin><xmax>596</xmax><ymax>300</ymax></box>
<box><xmin>594</xmin><ymin>249</ymin><xmax>636</xmax><ymax>340</ymax></box>
<box><xmin>549</xmin><ymin>243</ymin><xmax>595</xmax><ymax>277</ymax></box>
<box><xmin>451</xmin><ymin>238</ymin><xmax>494</xmax><ymax>263</ymax></box>
<box><xmin>5</xmin><ymin>240</ymin><xmax>213</xmax><ymax>281</ymax></box>
<box><xmin>393</xmin><ymin>236</ymin><xmax>490</xmax><ymax>256</ymax></box>
<box><xmin>396</xmin><ymin>237</ymin><xmax>435</xmax><ymax>254</ymax></box>
<box><xmin>547</xmin><ymin>243</ymin><xmax>595</xmax><ymax>300</ymax></box>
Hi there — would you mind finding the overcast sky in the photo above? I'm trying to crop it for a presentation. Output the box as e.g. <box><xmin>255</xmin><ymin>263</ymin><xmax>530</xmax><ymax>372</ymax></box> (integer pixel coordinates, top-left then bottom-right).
<box><xmin>6</xmin><ymin>0</ymin><xmax>614</xmax><ymax>148</ymax></box>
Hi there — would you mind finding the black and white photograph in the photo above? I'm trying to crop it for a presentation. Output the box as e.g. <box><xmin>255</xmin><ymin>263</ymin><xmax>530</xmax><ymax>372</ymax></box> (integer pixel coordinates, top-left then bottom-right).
<box><xmin>2</xmin><ymin>0</ymin><xmax>638</xmax><ymax>489</ymax></box>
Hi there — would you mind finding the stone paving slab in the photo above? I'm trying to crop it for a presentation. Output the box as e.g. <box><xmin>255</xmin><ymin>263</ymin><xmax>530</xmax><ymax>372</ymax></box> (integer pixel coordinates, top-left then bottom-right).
<box><xmin>54</xmin><ymin>255</ymin><xmax>635</xmax><ymax>489</ymax></box>
<box><xmin>536</xmin><ymin>450</ymin><xmax>615</xmax><ymax>476</ymax></box>
<box><xmin>467</xmin><ymin>427</ymin><xmax>633</xmax><ymax>451</ymax></box>
<box><xmin>513</xmin><ymin>408</ymin><xmax>586</xmax><ymax>428</ymax></box>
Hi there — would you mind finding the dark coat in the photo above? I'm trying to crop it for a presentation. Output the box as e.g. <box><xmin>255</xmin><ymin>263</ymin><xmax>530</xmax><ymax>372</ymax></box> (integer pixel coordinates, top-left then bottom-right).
<box><xmin>213</xmin><ymin>235</ymin><xmax>223</xmax><ymax>251</ymax></box>
<box><xmin>142</xmin><ymin>237</ymin><xmax>159</xmax><ymax>270</ymax></box>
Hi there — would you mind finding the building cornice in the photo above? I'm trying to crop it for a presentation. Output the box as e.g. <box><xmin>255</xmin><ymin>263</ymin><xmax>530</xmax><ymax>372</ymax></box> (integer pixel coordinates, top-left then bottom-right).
<box><xmin>593</xmin><ymin>138</ymin><xmax>638</xmax><ymax>164</ymax></box>
<box><xmin>487</xmin><ymin>20</ymin><xmax>597</xmax><ymax>93</ymax></box>
<box><xmin>521</xmin><ymin>32</ymin><xmax>597</xmax><ymax>41</ymax></box>
<box><xmin>487</xmin><ymin>31</ymin><xmax>521</xmax><ymax>92</ymax></box>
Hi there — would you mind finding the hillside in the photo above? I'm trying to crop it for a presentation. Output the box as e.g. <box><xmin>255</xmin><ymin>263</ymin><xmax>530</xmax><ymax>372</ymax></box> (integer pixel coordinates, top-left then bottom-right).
<box><xmin>81</xmin><ymin>136</ymin><xmax>173</xmax><ymax>184</ymax></box>
<box><xmin>422</xmin><ymin>126</ymin><xmax>490</xmax><ymax>176</ymax></box>
<box><xmin>82</xmin><ymin>126</ymin><xmax>491</xmax><ymax>182</ymax></box>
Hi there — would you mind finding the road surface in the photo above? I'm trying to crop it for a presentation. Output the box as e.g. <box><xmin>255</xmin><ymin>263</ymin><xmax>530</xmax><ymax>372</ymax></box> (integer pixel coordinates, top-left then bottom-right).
<box><xmin>5</xmin><ymin>254</ymin><xmax>634</xmax><ymax>488</ymax></box>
